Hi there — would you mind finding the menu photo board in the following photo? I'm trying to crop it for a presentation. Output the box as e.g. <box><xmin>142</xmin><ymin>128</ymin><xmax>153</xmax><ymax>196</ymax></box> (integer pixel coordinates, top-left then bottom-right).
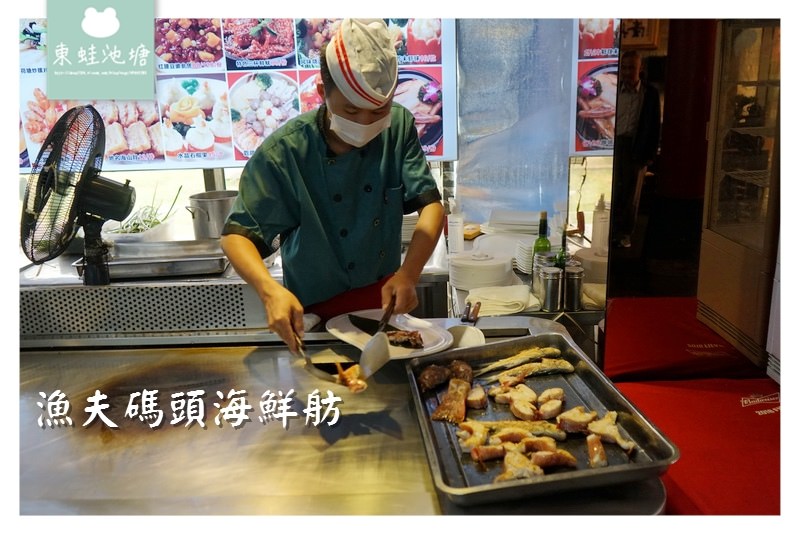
<box><xmin>19</xmin><ymin>17</ymin><xmax>457</xmax><ymax>173</ymax></box>
<box><xmin>570</xmin><ymin>18</ymin><xmax>620</xmax><ymax>156</ymax></box>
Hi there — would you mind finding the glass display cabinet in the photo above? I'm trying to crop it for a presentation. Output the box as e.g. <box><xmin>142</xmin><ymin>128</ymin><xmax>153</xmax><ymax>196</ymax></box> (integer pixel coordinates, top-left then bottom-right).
<box><xmin>697</xmin><ymin>19</ymin><xmax>780</xmax><ymax>367</ymax></box>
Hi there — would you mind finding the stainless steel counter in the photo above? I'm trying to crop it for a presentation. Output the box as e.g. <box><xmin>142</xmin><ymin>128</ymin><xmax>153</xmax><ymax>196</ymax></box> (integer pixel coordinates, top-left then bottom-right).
<box><xmin>21</xmin><ymin>317</ymin><xmax>665</xmax><ymax>515</ymax></box>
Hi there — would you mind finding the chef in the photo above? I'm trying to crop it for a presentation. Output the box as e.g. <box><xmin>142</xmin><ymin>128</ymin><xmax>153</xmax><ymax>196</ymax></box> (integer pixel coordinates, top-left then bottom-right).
<box><xmin>221</xmin><ymin>19</ymin><xmax>445</xmax><ymax>352</ymax></box>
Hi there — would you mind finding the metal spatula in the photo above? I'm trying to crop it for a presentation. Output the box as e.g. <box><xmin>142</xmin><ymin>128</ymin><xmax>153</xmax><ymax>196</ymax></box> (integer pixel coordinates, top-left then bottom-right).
<box><xmin>294</xmin><ymin>332</ymin><xmax>336</xmax><ymax>382</ymax></box>
<box><xmin>359</xmin><ymin>295</ymin><xmax>395</xmax><ymax>379</ymax></box>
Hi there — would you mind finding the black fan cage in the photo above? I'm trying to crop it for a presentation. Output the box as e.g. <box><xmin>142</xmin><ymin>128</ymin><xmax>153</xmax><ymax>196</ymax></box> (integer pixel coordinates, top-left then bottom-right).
<box><xmin>20</xmin><ymin>105</ymin><xmax>105</xmax><ymax>264</ymax></box>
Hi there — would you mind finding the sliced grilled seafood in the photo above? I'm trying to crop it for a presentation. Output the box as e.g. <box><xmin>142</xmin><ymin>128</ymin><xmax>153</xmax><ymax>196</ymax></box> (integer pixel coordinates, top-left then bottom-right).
<box><xmin>474</xmin><ymin>418</ymin><xmax>567</xmax><ymax>441</ymax></box>
<box><xmin>473</xmin><ymin>346</ymin><xmax>563</xmax><ymax>377</ymax></box>
<box><xmin>587</xmin><ymin>411</ymin><xmax>637</xmax><ymax>453</ymax></box>
<box><xmin>431</xmin><ymin>378</ymin><xmax>471</xmax><ymax>424</ymax></box>
<box><xmin>491</xmin><ymin>358</ymin><xmax>576</xmax><ymax>387</ymax></box>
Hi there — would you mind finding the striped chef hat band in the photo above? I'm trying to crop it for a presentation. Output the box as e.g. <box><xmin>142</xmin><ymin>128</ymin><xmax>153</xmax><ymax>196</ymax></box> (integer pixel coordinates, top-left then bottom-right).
<box><xmin>326</xmin><ymin>19</ymin><xmax>398</xmax><ymax>110</ymax></box>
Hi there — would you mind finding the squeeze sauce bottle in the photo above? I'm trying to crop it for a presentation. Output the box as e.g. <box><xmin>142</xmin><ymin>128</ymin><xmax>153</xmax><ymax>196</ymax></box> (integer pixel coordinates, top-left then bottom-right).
<box><xmin>591</xmin><ymin>194</ymin><xmax>610</xmax><ymax>257</ymax></box>
<box><xmin>447</xmin><ymin>198</ymin><xmax>464</xmax><ymax>254</ymax></box>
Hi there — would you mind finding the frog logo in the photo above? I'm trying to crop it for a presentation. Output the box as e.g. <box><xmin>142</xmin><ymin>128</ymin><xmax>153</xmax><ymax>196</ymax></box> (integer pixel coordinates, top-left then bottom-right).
<box><xmin>80</xmin><ymin>7</ymin><xmax>121</xmax><ymax>39</ymax></box>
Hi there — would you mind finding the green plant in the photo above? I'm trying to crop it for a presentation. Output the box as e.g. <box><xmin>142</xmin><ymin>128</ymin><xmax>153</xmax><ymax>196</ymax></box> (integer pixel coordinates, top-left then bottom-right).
<box><xmin>108</xmin><ymin>185</ymin><xmax>182</xmax><ymax>234</ymax></box>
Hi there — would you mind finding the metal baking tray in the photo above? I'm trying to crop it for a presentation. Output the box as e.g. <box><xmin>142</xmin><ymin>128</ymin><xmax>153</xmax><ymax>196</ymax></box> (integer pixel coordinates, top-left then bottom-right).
<box><xmin>406</xmin><ymin>331</ymin><xmax>679</xmax><ymax>506</ymax></box>
<box><xmin>72</xmin><ymin>240</ymin><xmax>229</xmax><ymax>279</ymax></box>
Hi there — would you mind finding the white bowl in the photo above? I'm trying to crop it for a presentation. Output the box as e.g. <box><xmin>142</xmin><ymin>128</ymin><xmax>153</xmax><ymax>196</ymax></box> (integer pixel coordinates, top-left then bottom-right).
<box><xmin>447</xmin><ymin>325</ymin><xmax>486</xmax><ymax>348</ymax></box>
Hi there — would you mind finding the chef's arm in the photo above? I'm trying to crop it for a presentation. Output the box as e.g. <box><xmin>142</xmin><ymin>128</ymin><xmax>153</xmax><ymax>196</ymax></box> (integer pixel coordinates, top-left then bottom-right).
<box><xmin>220</xmin><ymin>233</ymin><xmax>304</xmax><ymax>352</ymax></box>
<box><xmin>382</xmin><ymin>200</ymin><xmax>445</xmax><ymax>314</ymax></box>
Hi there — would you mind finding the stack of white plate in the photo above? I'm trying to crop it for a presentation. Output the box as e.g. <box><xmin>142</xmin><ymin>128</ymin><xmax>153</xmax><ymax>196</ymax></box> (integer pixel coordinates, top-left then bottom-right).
<box><xmin>448</xmin><ymin>251</ymin><xmax>513</xmax><ymax>290</ymax></box>
<box><xmin>515</xmin><ymin>240</ymin><xmax>534</xmax><ymax>274</ymax></box>
<box><xmin>472</xmin><ymin>233</ymin><xmax>534</xmax><ymax>273</ymax></box>
<box><xmin>401</xmin><ymin>213</ymin><xmax>418</xmax><ymax>244</ymax></box>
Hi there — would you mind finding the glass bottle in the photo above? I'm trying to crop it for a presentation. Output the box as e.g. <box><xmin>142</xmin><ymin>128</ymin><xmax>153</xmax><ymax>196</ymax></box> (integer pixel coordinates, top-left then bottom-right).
<box><xmin>554</xmin><ymin>224</ymin><xmax>568</xmax><ymax>269</ymax></box>
<box><xmin>534</xmin><ymin>211</ymin><xmax>551</xmax><ymax>254</ymax></box>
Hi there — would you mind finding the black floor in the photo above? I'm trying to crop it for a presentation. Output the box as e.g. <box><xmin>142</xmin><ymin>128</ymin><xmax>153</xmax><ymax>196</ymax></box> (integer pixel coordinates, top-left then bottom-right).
<box><xmin>607</xmin><ymin>183</ymin><xmax>703</xmax><ymax>298</ymax></box>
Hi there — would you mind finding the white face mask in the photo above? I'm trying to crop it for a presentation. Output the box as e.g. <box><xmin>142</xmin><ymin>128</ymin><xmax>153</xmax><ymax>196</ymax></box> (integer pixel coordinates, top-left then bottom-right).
<box><xmin>329</xmin><ymin>111</ymin><xmax>392</xmax><ymax>148</ymax></box>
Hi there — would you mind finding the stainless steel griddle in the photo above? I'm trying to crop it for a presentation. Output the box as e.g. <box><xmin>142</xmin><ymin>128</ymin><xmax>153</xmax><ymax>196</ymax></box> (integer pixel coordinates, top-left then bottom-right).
<box><xmin>20</xmin><ymin>317</ymin><xmax>668</xmax><ymax>515</ymax></box>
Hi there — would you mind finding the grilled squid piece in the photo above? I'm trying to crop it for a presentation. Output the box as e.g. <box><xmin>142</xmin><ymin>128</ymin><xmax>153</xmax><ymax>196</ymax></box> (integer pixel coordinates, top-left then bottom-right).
<box><xmin>556</xmin><ymin>405</ymin><xmax>598</xmax><ymax>433</ymax></box>
<box><xmin>519</xmin><ymin>436</ymin><xmax>558</xmax><ymax>453</ymax></box>
<box><xmin>587</xmin><ymin>433</ymin><xmax>608</xmax><ymax>468</ymax></box>
<box><xmin>471</xmin><ymin>442</ymin><xmax>518</xmax><ymax>463</ymax></box>
<box><xmin>456</xmin><ymin>420</ymin><xmax>489</xmax><ymax>453</ymax></box>
<box><xmin>530</xmin><ymin>449</ymin><xmax>578</xmax><ymax>469</ymax></box>
<box><xmin>537</xmin><ymin>387</ymin><xmax>565</xmax><ymax>405</ymax></box>
<box><xmin>587</xmin><ymin>411</ymin><xmax>637</xmax><ymax>453</ymax></box>
<box><xmin>495</xmin><ymin>358</ymin><xmax>575</xmax><ymax>387</ymax></box>
<box><xmin>537</xmin><ymin>399</ymin><xmax>564</xmax><ymax>420</ymax></box>
<box><xmin>473</xmin><ymin>346</ymin><xmax>562</xmax><ymax>377</ymax></box>
<box><xmin>491</xmin><ymin>383</ymin><xmax>539</xmax><ymax>421</ymax></box>
<box><xmin>487</xmin><ymin>427</ymin><xmax>534</xmax><ymax>445</ymax></box>
<box><xmin>494</xmin><ymin>450</ymin><xmax>544</xmax><ymax>483</ymax></box>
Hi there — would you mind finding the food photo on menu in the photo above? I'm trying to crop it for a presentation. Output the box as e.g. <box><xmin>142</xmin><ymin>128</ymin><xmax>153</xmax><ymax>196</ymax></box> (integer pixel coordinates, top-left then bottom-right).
<box><xmin>295</xmin><ymin>18</ymin><xmax>342</xmax><ymax>68</ymax></box>
<box><xmin>154</xmin><ymin>18</ymin><xmax>224</xmax><ymax>71</ymax></box>
<box><xmin>298</xmin><ymin>70</ymin><xmax>324</xmax><ymax>113</ymax></box>
<box><xmin>157</xmin><ymin>73</ymin><xmax>234</xmax><ymax>163</ymax></box>
<box><xmin>577</xmin><ymin>18</ymin><xmax>619</xmax><ymax>59</ymax></box>
<box><xmin>394</xmin><ymin>67</ymin><xmax>444</xmax><ymax>156</ymax></box>
<box><xmin>226</xmin><ymin>70</ymin><xmax>300</xmax><ymax>160</ymax></box>
<box><xmin>20</xmin><ymin>78</ymin><xmax>166</xmax><ymax>168</ymax></box>
<box><xmin>223</xmin><ymin>18</ymin><xmax>296</xmax><ymax>70</ymax></box>
<box><xmin>388</xmin><ymin>18</ymin><xmax>443</xmax><ymax>64</ymax></box>
<box><xmin>575</xmin><ymin>60</ymin><xmax>617</xmax><ymax>152</ymax></box>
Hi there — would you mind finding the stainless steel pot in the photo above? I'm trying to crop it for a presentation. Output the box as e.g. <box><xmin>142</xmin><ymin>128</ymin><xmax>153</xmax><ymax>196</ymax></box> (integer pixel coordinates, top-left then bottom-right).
<box><xmin>185</xmin><ymin>190</ymin><xmax>238</xmax><ymax>239</ymax></box>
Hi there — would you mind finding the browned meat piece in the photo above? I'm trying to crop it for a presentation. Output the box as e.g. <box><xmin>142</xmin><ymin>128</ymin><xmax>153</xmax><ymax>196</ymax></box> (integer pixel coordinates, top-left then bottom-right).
<box><xmin>417</xmin><ymin>364</ymin><xmax>451</xmax><ymax>392</ymax></box>
<box><xmin>431</xmin><ymin>378</ymin><xmax>471</xmax><ymax>424</ymax></box>
<box><xmin>449</xmin><ymin>359</ymin><xmax>473</xmax><ymax>383</ymax></box>
<box><xmin>387</xmin><ymin>329</ymin><xmax>424</xmax><ymax>349</ymax></box>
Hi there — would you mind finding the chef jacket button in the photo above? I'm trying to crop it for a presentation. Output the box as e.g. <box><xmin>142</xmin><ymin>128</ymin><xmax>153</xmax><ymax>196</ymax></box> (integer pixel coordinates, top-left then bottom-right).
<box><xmin>347</xmin><ymin>262</ymin><xmax>355</xmax><ymax>271</ymax></box>
<box><xmin>379</xmin><ymin>250</ymin><xmax>386</xmax><ymax>258</ymax></box>
<box><xmin>327</xmin><ymin>159</ymin><xmax>335</xmax><ymax>166</ymax></box>
<box><xmin>373</xmin><ymin>218</ymin><xmax>380</xmax><ymax>227</ymax></box>
<box><xmin>333</xmin><ymin>193</ymin><xmax>342</xmax><ymax>202</ymax></box>
<box><xmin>340</xmin><ymin>228</ymin><xmax>348</xmax><ymax>237</ymax></box>
<box><xmin>383</xmin><ymin>195</ymin><xmax>389</xmax><ymax>204</ymax></box>
<box><xmin>364</xmin><ymin>184</ymin><xmax>373</xmax><ymax>193</ymax></box>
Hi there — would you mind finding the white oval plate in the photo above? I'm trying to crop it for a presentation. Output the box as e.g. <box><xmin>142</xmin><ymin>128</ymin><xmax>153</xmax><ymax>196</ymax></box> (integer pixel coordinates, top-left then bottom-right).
<box><xmin>326</xmin><ymin>309</ymin><xmax>453</xmax><ymax>360</ymax></box>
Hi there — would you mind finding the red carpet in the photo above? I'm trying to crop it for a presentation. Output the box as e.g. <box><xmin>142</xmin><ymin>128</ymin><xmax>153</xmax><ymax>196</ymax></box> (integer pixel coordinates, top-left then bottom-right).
<box><xmin>617</xmin><ymin>378</ymin><xmax>780</xmax><ymax>514</ymax></box>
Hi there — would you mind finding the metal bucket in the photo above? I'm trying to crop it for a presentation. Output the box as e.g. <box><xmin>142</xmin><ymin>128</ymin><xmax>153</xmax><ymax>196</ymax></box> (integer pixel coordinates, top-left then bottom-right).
<box><xmin>185</xmin><ymin>190</ymin><xmax>238</xmax><ymax>239</ymax></box>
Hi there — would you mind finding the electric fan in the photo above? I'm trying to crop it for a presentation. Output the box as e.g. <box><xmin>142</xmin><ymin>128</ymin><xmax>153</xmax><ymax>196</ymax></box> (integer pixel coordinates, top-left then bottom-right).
<box><xmin>20</xmin><ymin>104</ymin><xmax>136</xmax><ymax>285</ymax></box>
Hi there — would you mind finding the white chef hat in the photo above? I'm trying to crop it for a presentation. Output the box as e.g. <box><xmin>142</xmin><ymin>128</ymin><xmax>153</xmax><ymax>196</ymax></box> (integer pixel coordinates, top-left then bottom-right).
<box><xmin>325</xmin><ymin>18</ymin><xmax>398</xmax><ymax>109</ymax></box>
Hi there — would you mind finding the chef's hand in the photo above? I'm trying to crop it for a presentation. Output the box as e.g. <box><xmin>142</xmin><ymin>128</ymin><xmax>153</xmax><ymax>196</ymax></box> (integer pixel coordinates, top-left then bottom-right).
<box><xmin>263</xmin><ymin>285</ymin><xmax>306</xmax><ymax>354</ymax></box>
<box><xmin>382</xmin><ymin>270</ymin><xmax>418</xmax><ymax>315</ymax></box>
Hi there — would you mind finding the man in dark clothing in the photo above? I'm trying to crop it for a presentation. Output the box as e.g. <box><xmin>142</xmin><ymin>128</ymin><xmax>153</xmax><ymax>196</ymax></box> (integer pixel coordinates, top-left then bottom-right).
<box><xmin>611</xmin><ymin>49</ymin><xmax>661</xmax><ymax>248</ymax></box>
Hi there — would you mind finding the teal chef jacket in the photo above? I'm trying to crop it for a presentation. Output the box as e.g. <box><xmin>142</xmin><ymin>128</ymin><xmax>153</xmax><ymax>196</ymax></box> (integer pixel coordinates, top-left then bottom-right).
<box><xmin>222</xmin><ymin>103</ymin><xmax>442</xmax><ymax>307</ymax></box>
